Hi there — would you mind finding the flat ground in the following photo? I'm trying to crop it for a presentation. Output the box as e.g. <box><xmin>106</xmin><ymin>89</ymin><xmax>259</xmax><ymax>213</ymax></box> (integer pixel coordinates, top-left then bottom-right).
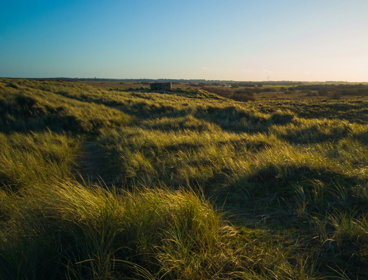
<box><xmin>1</xmin><ymin>79</ymin><xmax>367</xmax><ymax>279</ymax></box>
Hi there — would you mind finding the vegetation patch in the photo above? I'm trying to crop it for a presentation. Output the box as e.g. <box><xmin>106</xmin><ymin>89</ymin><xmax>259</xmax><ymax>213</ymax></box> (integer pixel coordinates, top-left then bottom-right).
<box><xmin>1</xmin><ymin>79</ymin><xmax>368</xmax><ymax>279</ymax></box>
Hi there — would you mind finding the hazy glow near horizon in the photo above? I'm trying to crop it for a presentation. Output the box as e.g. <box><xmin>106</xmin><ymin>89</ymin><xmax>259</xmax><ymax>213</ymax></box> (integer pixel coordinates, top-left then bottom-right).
<box><xmin>1</xmin><ymin>0</ymin><xmax>367</xmax><ymax>81</ymax></box>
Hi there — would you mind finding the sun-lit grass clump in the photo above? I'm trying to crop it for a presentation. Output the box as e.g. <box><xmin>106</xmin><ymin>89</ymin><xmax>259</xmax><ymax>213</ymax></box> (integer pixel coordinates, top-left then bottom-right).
<box><xmin>0</xmin><ymin>183</ymin><xmax>315</xmax><ymax>280</ymax></box>
<box><xmin>0</xmin><ymin>131</ymin><xmax>80</xmax><ymax>191</ymax></box>
<box><xmin>0</xmin><ymin>78</ymin><xmax>367</xmax><ymax>279</ymax></box>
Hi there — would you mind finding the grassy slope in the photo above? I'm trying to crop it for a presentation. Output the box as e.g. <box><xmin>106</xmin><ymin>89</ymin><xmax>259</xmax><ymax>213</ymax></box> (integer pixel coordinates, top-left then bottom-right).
<box><xmin>0</xmin><ymin>78</ymin><xmax>367</xmax><ymax>279</ymax></box>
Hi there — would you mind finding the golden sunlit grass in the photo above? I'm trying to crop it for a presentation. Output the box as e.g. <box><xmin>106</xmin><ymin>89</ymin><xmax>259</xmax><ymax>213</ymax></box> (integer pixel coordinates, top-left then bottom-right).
<box><xmin>0</xmin><ymin>78</ymin><xmax>367</xmax><ymax>279</ymax></box>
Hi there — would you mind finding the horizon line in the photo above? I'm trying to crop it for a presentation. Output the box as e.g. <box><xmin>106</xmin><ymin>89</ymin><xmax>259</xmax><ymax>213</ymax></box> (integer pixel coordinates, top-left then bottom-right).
<box><xmin>1</xmin><ymin>76</ymin><xmax>367</xmax><ymax>84</ymax></box>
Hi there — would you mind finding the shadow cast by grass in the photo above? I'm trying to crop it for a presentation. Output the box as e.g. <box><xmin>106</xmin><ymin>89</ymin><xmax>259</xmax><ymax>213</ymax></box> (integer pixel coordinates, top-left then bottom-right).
<box><xmin>0</xmin><ymin>94</ymin><xmax>132</xmax><ymax>135</ymax></box>
<box><xmin>194</xmin><ymin>106</ymin><xmax>271</xmax><ymax>133</ymax></box>
<box><xmin>313</xmin><ymin>213</ymin><xmax>368</xmax><ymax>280</ymax></box>
<box><xmin>354</xmin><ymin>130</ymin><xmax>368</xmax><ymax>146</ymax></box>
<box><xmin>219</xmin><ymin>165</ymin><xmax>363</xmax><ymax>229</ymax></box>
<box><xmin>278</xmin><ymin>125</ymin><xmax>352</xmax><ymax>145</ymax></box>
<box><xmin>75</xmin><ymin>141</ymin><xmax>120</xmax><ymax>186</ymax></box>
<box><xmin>120</xmin><ymin>102</ymin><xmax>189</xmax><ymax>120</ymax></box>
<box><xmin>287</xmin><ymin>102</ymin><xmax>368</xmax><ymax>124</ymax></box>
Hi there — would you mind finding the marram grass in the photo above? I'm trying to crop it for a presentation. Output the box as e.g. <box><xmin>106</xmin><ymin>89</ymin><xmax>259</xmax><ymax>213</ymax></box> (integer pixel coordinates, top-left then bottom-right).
<box><xmin>1</xmin><ymin>78</ymin><xmax>368</xmax><ymax>279</ymax></box>
<box><xmin>0</xmin><ymin>183</ymin><xmax>315</xmax><ymax>280</ymax></box>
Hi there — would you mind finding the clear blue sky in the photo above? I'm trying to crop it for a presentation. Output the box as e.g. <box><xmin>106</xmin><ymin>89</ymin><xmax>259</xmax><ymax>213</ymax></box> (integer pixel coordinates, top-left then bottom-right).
<box><xmin>1</xmin><ymin>0</ymin><xmax>367</xmax><ymax>81</ymax></box>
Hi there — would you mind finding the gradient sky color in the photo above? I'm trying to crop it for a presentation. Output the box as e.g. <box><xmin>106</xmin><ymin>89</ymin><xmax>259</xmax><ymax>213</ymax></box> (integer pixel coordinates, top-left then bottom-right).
<box><xmin>1</xmin><ymin>0</ymin><xmax>367</xmax><ymax>81</ymax></box>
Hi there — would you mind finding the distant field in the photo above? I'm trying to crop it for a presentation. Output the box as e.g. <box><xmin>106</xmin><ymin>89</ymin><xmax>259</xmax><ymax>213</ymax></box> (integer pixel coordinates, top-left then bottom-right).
<box><xmin>1</xmin><ymin>78</ymin><xmax>368</xmax><ymax>279</ymax></box>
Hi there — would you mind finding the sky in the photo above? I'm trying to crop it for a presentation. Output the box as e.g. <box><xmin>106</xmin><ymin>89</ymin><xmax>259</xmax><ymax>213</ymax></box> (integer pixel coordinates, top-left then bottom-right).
<box><xmin>1</xmin><ymin>0</ymin><xmax>367</xmax><ymax>81</ymax></box>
